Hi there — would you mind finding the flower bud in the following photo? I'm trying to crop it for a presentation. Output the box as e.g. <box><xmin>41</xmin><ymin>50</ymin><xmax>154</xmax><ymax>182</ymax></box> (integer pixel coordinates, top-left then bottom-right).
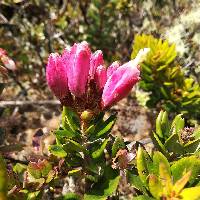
<box><xmin>89</xmin><ymin>50</ymin><xmax>104</xmax><ymax>79</ymax></box>
<box><xmin>101</xmin><ymin>48</ymin><xmax>149</xmax><ymax>108</ymax></box>
<box><xmin>46</xmin><ymin>53</ymin><xmax>69</xmax><ymax>99</ymax></box>
<box><xmin>94</xmin><ymin>65</ymin><xmax>107</xmax><ymax>91</ymax></box>
<box><xmin>62</xmin><ymin>41</ymin><xmax>91</xmax><ymax>97</ymax></box>
<box><xmin>102</xmin><ymin>61</ymin><xmax>140</xmax><ymax>108</ymax></box>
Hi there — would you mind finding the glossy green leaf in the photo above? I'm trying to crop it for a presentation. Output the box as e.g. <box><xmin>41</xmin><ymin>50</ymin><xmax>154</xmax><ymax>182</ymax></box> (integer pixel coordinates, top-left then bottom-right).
<box><xmin>156</xmin><ymin>110</ymin><xmax>164</xmax><ymax>138</ymax></box>
<box><xmin>49</xmin><ymin>145</ymin><xmax>67</xmax><ymax>158</ymax></box>
<box><xmin>173</xmin><ymin>171</ymin><xmax>191</xmax><ymax>195</ymax></box>
<box><xmin>171</xmin><ymin>114</ymin><xmax>185</xmax><ymax>135</ymax></box>
<box><xmin>152</xmin><ymin>151</ymin><xmax>170</xmax><ymax>176</ymax></box>
<box><xmin>151</xmin><ymin>132</ymin><xmax>168</xmax><ymax>156</ymax></box>
<box><xmin>171</xmin><ymin>155</ymin><xmax>200</xmax><ymax>184</ymax></box>
<box><xmin>92</xmin><ymin>139</ymin><xmax>109</xmax><ymax>159</ymax></box>
<box><xmin>62</xmin><ymin>106</ymin><xmax>80</xmax><ymax>132</ymax></box>
<box><xmin>84</xmin><ymin>167</ymin><xmax>120</xmax><ymax>200</ymax></box>
<box><xmin>127</xmin><ymin>171</ymin><xmax>147</xmax><ymax>194</ymax></box>
<box><xmin>164</xmin><ymin>133</ymin><xmax>184</xmax><ymax>154</ymax></box>
<box><xmin>136</xmin><ymin>146</ymin><xmax>153</xmax><ymax>185</ymax></box>
<box><xmin>55</xmin><ymin>129</ymin><xmax>80</xmax><ymax>139</ymax></box>
<box><xmin>95</xmin><ymin>114</ymin><xmax>116</xmax><ymax>138</ymax></box>
<box><xmin>111</xmin><ymin>137</ymin><xmax>125</xmax><ymax>157</ymax></box>
<box><xmin>160</xmin><ymin>111</ymin><xmax>170</xmax><ymax>138</ymax></box>
<box><xmin>148</xmin><ymin>174</ymin><xmax>162</xmax><ymax>199</ymax></box>
<box><xmin>64</xmin><ymin>139</ymin><xmax>87</xmax><ymax>154</ymax></box>
<box><xmin>184</xmin><ymin>139</ymin><xmax>200</xmax><ymax>153</ymax></box>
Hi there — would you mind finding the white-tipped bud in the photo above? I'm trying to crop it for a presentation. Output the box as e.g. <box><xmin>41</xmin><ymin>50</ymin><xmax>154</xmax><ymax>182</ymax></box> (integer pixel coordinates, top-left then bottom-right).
<box><xmin>132</xmin><ymin>48</ymin><xmax>150</xmax><ymax>66</ymax></box>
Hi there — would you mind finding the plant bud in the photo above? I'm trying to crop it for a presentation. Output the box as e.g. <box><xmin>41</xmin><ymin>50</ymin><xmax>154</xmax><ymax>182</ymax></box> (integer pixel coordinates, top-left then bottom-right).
<box><xmin>94</xmin><ymin>65</ymin><xmax>107</xmax><ymax>91</ymax></box>
<box><xmin>62</xmin><ymin>41</ymin><xmax>91</xmax><ymax>97</ymax></box>
<box><xmin>46</xmin><ymin>53</ymin><xmax>69</xmax><ymax>99</ymax></box>
<box><xmin>89</xmin><ymin>50</ymin><xmax>104</xmax><ymax>79</ymax></box>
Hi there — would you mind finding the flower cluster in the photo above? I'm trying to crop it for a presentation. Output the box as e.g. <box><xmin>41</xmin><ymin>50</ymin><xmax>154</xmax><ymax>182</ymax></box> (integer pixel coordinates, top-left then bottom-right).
<box><xmin>46</xmin><ymin>41</ymin><xmax>149</xmax><ymax>114</ymax></box>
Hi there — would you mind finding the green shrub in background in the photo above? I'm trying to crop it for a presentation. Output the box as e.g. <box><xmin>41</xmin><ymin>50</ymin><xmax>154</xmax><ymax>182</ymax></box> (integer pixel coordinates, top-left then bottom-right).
<box><xmin>128</xmin><ymin>146</ymin><xmax>200</xmax><ymax>200</ymax></box>
<box><xmin>152</xmin><ymin>110</ymin><xmax>200</xmax><ymax>159</ymax></box>
<box><xmin>131</xmin><ymin>34</ymin><xmax>200</xmax><ymax>122</ymax></box>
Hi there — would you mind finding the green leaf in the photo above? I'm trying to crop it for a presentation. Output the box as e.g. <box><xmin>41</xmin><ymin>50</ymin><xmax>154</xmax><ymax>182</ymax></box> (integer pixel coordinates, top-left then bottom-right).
<box><xmin>160</xmin><ymin>111</ymin><xmax>170</xmax><ymax>138</ymax></box>
<box><xmin>111</xmin><ymin>137</ymin><xmax>125</xmax><ymax>157</ymax></box>
<box><xmin>173</xmin><ymin>171</ymin><xmax>191</xmax><ymax>195</ymax></box>
<box><xmin>64</xmin><ymin>139</ymin><xmax>87</xmax><ymax>154</ymax></box>
<box><xmin>55</xmin><ymin>129</ymin><xmax>80</xmax><ymax>139</ymax></box>
<box><xmin>148</xmin><ymin>174</ymin><xmax>162</xmax><ymax>199</ymax></box>
<box><xmin>46</xmin><ymin>170</ymin><xmax>55</xmax><ymax>183</ymax></box>
<box><xmin>58</xmin><ymin>193</ymin><xmax>81</xmax><ymax>200</ymax></box>
<box><xmin>13</xmin><ymin>163</ymin><xmax>27</xmax><ymax>174</ymax></box>
<box><xmin>27</xmin><ymin>160</ymin><xmax>52</xmax><ymax>179</ymax></box>
<box><xmin>95</xmin><ymin>114</ymin><xmax>116</xmax><ymax>138</ymax></box>
<box><xmin>84</xmin><ymin>167</ymin><xmax>120</xmax><ymax>200</ymax></box>
<box><xmin>92</xmin><ymin>139</ymin><xmax>109</xmax><ymax>159</ymax></box>
<box><xmin>151</xmin><ymin>132</ymin><xmax>168</xmax><ymax>157</ymax></box>
<box><xmin>184</xmin><ymin>139</ymin><xmax>200</xmax><ymax>153</ymax></box>
<box><xmin>152</xmin><ymin>151</ymin><xmax>170</xmax><ymax>177</ymax></box>
<box><xmin>136</xmin><ymin>146</ymin><xmax>153</xmax><ymax>185</ymax></box>
<box><xmin>164</xmin><ymin>133</ymin><xmax>184</xmax><ymax>154</ymax></box>
<box><xmin>40</xmin><ymin>160</ymin><xmax>52</xmax><ymax>177</ymax></box>
<box><xmin>171</xmin><ymin>114</ymin><xmax>185</xmax><ymax>135</ymax></box>
<box><xmin>127</xmin><ymin>171</ymin><xmax>147</xmax><ymax>194</ymax></box>
<box><xmin>27</xmin><ymin>191</ymin><xmax>41</xmax><ymax>200</ymax></box>
<box><xmin>27</xmin><ymin>163</ymin><xmax>42</xmax><ymax>179</ymax></box>
<box><xmin>180</xmin><ymin>186</ymin><xmax>200</xmax><ymax>200</ymax></box>
<box><xmin>49</xmin><ymin>145</ymin><xmax>67</xmax><ymax>158</ymax></box>
<box><xmin>62</xmin><ymin>107</ymin><xmax>80</xmax><ymax>132</ymax></box>
<box><xmin>133</xmin><ymin>195</ymin><xmax>155</xmax><ymax>200</ymax></box>
<box><xmin>171</xmin><ymin>155</ymin><xmax>200</xmax><ymax>184</ymax></box>
<box><xmin>156</xmin><ymin>111</ymin><xmax>164</xmax><ymax>138</ymax></box>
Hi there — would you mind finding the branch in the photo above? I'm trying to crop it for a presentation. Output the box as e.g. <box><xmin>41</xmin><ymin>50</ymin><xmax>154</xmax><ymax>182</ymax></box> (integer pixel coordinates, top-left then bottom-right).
<box><xmin>0</xmin><ymin>100</ymin><xmax>60</xmax><ymax>107</ymax></box>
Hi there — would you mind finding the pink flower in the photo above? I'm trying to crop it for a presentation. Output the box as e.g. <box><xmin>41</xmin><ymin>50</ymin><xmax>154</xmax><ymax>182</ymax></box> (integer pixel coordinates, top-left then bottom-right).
<box><xmin>62</xmin><ymin>41</ymin><xmax>91</xmax><ymax>97</ymax></box>
<box><xmin>102</xmin><ymin>48</ymin><xmax>149</xmax><ymax>108</ymax></box>
<box><xmin>102</xmin><ymin>61</ymin><xmax>140</xmax><ymax>108</ymax></box>
<box><xmin>89</xmin><ymin>50</ymin><xmax>104</xmax><ymax>79</ymax></box>
<box><xmin>46</xmin><ymin>53</ymin><xmax>69</xmax><ymax>99</ymax></box>
<box><xmin>94</xmin><ymin>65</ymin><xmax>107</xmax><ymax>91</ymax></box>
<box><xmin>0</xmin><ymin>48</ymin><xmax>7</xmax><ymax>57</ymax></box>
<box><xmin>46</xmin><ymin>40</ymin><xmax>149</xmax><ymax>112</ymax></box>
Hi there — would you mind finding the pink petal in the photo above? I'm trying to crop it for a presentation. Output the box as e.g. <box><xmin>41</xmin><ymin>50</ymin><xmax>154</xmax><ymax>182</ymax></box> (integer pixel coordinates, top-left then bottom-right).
<box><xmin>94</xmin><ymin>65</ymin><xmax>107</xmax><ymax>91</ymax></box>
<box><xmin>102</xmin><ymin>61</ymin><xmax>140</xmax><ymax>108</ymax></box>
<box><xmin>46</xmin><ymin>53</ymin><xmax>69</xmax><ymax>99</ymax></box>
<box><xmin>89</xmin><ymin>50</ymin><xmax>104</xmax><ymax>79</ymax></box>
<box><xmin>107</xmin><ymin>61</ymin><xmax>120</xmax><ymax>78</ymax></box>
<box><xmin>62</xmin><ymin>41</ymin><xmax>91</xmax><ymax>97</ymax></box>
